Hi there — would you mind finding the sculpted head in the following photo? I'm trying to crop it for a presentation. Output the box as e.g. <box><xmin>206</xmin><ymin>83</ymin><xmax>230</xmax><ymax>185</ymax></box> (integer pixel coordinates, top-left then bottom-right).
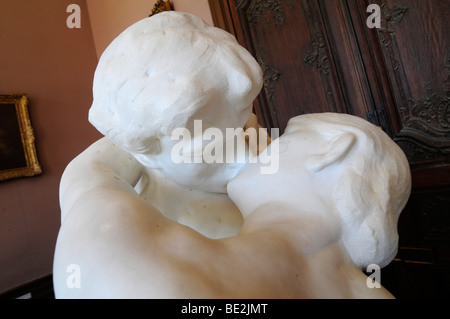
<box><xmin>229</xmin><ymin>113</ymin><xmax>411</xmax><ymax>268</ymax></box>
<box><xmin>289</xmin><ymin>113</ymin><xmax>411</xmax><ymax>268</ymax></box>
<box><xmin>89</xmin><ymin>12</ymin><xmax>263</xmax><ymax>192</ymax></box>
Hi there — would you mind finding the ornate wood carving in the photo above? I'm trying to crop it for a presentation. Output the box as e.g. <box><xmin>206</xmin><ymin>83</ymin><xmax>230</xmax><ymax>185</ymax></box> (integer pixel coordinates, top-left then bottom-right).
<box><xmin>397</xmin><ymin>58</ymin><xmax>450</xmax><ymax>165</ymax></box>
<box><xmin>373</xmin><ymin>1</ymin><xmax>450</xmax><ymax>166</ymax></box>
<box><xmin>396</xmin><ymin>138</ymin><xmax>449</xmax><ymax>165</ymax></box>
<box><xmin>404</xmin><ymin>87</ymin><xmax>450</xmax><ymax>136</ymax></box>
<box><xmin>258</xmin><ymin>57</ymin><xmax>281</xmax><ymax>103</ymax></box>
<box><xmin>378</xmin><ymin>2</ymin><xmax>410</xmax><ymax>49</ymax></box>
<box><xmin>376</xmin><ymin>1</ymin><xmax>409</xmax><ymax>87</ymax></box>
<box><xmin>246</xmin><ymin>0</ymin><xmax>285</xmax><ymax>26</ymax></box>
<box><xmin>243</xmin><ymin>0</ymin><xmax>295</xmax><ymax>27</ymax></box>
<box><xmin>304</xmin><ymin>26</ymin><xmax>331</xmax><ymax>76</ymax></box>
<box><xmin>302</xmin><ymin>1</ymin><xmax>341</xmax><ymax>114</ymax></box>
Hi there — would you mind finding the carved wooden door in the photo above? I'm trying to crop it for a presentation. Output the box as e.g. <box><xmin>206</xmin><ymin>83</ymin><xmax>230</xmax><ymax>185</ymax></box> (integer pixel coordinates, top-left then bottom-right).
<box><xmin>209</xmin><ymin>0</ymin><xmax>450</xmax><ymax>298</ymax></box>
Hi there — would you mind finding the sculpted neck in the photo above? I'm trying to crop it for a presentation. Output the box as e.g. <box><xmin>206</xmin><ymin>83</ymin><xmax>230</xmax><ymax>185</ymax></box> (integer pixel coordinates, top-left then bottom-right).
<box><xmin>239</xmin><ymin>199</ymin><xmax>342</xmax><ymax>255</ymax></box>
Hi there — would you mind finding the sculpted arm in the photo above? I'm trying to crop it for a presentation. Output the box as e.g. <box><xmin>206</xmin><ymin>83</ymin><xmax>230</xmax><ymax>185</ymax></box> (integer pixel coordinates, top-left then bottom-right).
<box><xmin>59</xmin><ymin>137</ymin><xmax>143</xmax><ymax>222</ymax></box>
<box><xmin>55</xmin><ymin>137</ymin><xmax>218</xmax><ymax>298</ymax></box>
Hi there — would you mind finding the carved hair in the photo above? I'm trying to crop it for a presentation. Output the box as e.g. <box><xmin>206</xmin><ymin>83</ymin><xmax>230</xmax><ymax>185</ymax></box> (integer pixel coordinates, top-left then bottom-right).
<box><xmin>89</xmin><ymin>12</ymin><xmax>262</xmax><ymax>155</ymax></box>
<box><xmin>295</xmin><ymin>113</ymin><xmax>411</xmax><ymax>268</ymax></box>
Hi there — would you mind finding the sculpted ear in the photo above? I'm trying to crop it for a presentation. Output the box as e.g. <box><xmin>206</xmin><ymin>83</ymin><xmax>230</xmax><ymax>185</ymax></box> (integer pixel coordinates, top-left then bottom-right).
<box><xmin>307</xmin><ymin>132</ymin><xmax>357</xmax><ymax>172</ymax></box>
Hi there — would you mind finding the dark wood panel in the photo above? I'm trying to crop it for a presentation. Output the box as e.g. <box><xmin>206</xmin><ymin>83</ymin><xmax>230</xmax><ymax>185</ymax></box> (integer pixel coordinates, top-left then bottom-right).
<box><xmin>231</xmin><ymin>0</ymin><xmax>349</xmax><ymax>133</ymax></box>
<box><xmin>382</xmin><ymin>259</ymin><xmax>450</xmax><ymax>299</ymax></box>
<box><xmin>401</xmin><ymin>188</ymin><xmax>450</xmax><ymax>244</ymax></box>
<box><xmin>371</xmin><ymin>0</ymin><xmax>450</xmax><ymax>168</ymax></box>
<box><xmin>0</xmin><ymin>275</ymin><xmax>54</xmax><ymax>299</ymax></box>
<box><xmin>212</xmin><ymin>0</ymin><xmax>450</xmax><ymax>299</ymax></box>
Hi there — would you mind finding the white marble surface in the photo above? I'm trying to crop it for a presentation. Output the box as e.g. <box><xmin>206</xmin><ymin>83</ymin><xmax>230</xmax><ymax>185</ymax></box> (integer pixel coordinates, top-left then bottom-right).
<box><xmin>53</xmin><ymin>12</ymin><xmax>411</xmax><ymax>299</ymax></box>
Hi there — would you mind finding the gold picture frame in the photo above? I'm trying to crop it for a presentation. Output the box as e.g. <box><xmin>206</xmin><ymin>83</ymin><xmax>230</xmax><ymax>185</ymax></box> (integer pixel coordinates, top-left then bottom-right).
<box><xmin>0</xmin><ymin>94</ymin><xmax>42</xmax><ymax>182</ymax></box>
<box><xmin>149</xmin><ymin>0</ymin><xmax>172</xmax><ymax>17</ymax></box>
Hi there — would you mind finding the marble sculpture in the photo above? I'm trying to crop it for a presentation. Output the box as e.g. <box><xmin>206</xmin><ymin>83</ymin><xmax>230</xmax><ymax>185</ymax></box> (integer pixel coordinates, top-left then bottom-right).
<box><xmin>53</xmin><ymin>12</ymin><xmax>411</xmax><ymax>299</ymax></box>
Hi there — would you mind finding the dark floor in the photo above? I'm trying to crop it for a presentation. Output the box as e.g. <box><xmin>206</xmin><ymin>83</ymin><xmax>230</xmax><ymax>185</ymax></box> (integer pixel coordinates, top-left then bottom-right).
<box><xmin>0</xmin><ymin>275</ymin><xmax>54</xmax><ymax>299</ymax></box>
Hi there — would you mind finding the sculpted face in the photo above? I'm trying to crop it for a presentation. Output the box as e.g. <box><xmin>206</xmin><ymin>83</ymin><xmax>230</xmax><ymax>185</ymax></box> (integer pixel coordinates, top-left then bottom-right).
<box><xmin>89</xmin><ymin>12</ymin><xmax>263</xmax><ymax>192</ymax></box>
<box><xmin>229</xmin><ymin>113</ymin><xmax>411</xmax><ymax>268</ymax></box>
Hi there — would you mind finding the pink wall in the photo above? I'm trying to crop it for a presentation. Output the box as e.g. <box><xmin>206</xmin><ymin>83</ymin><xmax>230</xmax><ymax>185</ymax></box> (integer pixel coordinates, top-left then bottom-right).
<box><xmin>0</xmin><ymin>0</ymin><xmax>214</xmax><ymax>294</ymax></box>
<box><xmin>0</xmin><ymin>0</ymin><xmax>101</xmax><ymax>293</ymax></box>
<box><xmin>87</xmin><ymin>0</ymin><xmax>159</xmax><ymax>59</ymax></box>
<box><xmin>87</xmin><ymin>0</ymin><xmax>214</xmax><ymax>59</ymax></box>
<box><xmin>172</xmin><ymin>0</ymin><xmax>213</xmax><ymax>25</ymax></box>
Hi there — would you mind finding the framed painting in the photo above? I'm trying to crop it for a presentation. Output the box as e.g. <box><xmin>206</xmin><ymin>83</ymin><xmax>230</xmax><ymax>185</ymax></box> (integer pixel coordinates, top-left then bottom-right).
<box><xmin>0</xmin><ymin>94</ymin><xmax>41</xmax><ymax>182</ymax></box>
